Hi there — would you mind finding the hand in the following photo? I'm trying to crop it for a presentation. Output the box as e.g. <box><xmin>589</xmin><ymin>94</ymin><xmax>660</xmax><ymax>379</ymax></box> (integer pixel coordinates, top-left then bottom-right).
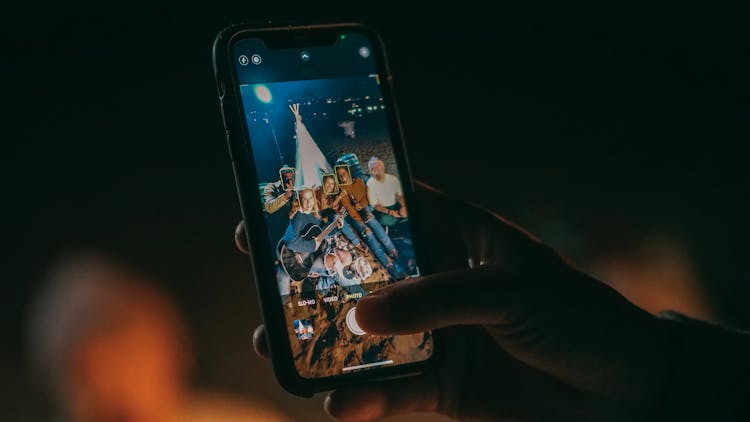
<box><xmin>399</xmin><ymin>206</ymin><xmax>408</xmax><ymax>218</ymax></box>
<box><xmin>289</xmin><ymin>103</ymin><xmax>302</xmax><ymax>122</ymax></box>
<box><xmin>235</xmin><ymin>180</ymin><xmax>673</xmax><ymax>421</ymax></box>
<box><xmin>362</xmin><ymin>227</ymin><xmax>372</xmax><ymax>236</ymax></box>
<box><xmin>388</xmin><ymin>209</ymin><xmax>400</xmax><ymax>218</ymax></box>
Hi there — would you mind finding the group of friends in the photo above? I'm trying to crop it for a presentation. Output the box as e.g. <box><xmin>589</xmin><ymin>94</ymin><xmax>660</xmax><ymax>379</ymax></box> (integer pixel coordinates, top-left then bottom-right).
<box><xmin>263</xmin><ymin>156</ymin><xmax>411</xmax><ymax>298</ymax></box>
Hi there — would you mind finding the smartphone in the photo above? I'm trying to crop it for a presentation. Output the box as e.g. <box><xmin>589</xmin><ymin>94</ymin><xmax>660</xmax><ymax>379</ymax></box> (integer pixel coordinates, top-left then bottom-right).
<box><xmin>213</xmin><ymin>23</ymin><xmax>436</xmax><ymax>396</ymax></box>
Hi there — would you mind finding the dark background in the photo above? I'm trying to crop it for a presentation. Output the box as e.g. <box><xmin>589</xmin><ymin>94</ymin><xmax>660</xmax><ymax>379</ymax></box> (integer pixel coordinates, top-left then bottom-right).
<box><xmin>3</xmin><ymin>2</ymin><xmax>749</xmax><ymax>420</ymax></box>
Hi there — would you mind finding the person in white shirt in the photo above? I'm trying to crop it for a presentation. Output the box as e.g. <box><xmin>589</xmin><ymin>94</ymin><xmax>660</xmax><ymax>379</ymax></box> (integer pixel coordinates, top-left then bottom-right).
<box><xmin>366</xmin><ymin>156</ymin><xmax>408</xmax><ymax>227</ymax></box>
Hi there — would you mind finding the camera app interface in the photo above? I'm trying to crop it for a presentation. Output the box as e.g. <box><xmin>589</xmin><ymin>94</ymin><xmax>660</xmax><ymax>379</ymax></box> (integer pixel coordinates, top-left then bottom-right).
<box><xmin>233</xmin><ymin>32</ymin><xmax>432</xmax><ymax>378</ymax></box>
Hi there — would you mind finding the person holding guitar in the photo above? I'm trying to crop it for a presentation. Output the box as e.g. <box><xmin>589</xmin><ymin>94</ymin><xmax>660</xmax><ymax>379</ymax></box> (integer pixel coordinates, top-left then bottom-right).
<box><xmin>280</xmin><ymin>188</ymin><xmax>346</xmax><ymax>284</ymax></box>
<box><xmin>283</xmin><ymin>188</ymin><xmax>334</xmax><ymax>251</ymax></box>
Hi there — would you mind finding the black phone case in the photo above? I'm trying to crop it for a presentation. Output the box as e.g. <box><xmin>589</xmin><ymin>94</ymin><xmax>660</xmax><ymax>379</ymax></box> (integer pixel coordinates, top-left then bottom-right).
<box><xmin>212</xmin><ymin>22</ymin><xmax>439</xmax><ymax>397</ymax></box>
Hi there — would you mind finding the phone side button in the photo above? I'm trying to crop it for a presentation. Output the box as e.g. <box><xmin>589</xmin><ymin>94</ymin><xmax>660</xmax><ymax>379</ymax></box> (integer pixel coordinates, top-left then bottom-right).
<box><xmin>218</xmin><ymin>81</ymin><xmax>226</xmax><ymax>99</ymax></box>
<box><xmin>219</xmin><ymin>102</ymin><xmax>229</xmax><ymax>129</ymax></box>
<box><xmin>225</xmin><ymin>130</ymin><xmax>234</xmax><ymax>161</ymax></box>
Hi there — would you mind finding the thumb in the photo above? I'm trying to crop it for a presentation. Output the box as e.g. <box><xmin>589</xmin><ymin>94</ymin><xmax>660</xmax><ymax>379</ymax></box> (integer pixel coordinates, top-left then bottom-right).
<box><xmin>355</xmin><ymin>265</ymin><xmax>535</xmax><ymax>335</ymax></box>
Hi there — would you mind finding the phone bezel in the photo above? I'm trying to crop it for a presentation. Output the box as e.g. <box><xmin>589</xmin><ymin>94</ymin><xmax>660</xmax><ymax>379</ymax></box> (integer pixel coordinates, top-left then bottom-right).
<box><xmin>213</xmin><ymin>22</ymin><xmax>439</xmax><ymax>397</ymax></box>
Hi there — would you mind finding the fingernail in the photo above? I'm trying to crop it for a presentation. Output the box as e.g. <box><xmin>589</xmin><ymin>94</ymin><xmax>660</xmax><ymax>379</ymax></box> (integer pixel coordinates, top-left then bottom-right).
<box><xmin>356</xmin><ymin>293</ymin><xmax>390</xmax><ymax>334</ymax></box>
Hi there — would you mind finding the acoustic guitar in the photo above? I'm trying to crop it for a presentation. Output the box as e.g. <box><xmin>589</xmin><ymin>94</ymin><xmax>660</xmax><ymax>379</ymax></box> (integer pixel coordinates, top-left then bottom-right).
<box><xmin>278</xmin><ymin>211</ymin><xmax>346</xmax><ymax>282</ymax></box>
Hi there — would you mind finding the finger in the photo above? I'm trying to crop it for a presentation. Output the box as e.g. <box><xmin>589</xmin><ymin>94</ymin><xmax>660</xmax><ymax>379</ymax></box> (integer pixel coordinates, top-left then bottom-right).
<box><xmin>235</xmin><ymin>220</ymin><xmax>250</xmax><ymax>255</ymax></box>
<box><xmin>355</xmin><ymin>260</ymin><xmax>565</xmax><ymax>336</ymax></box>
<box><xmin>355</xmin><ymin>267</ymin><xmax>503</xmax><ymax>335</ymax></box>
<box><xmin>252</xmin><ymin>324</ymin><xmax>270</xmax><ymax>359</ymax></box>
<box><xmin>324</xmin><ymin>374</ymin><xmax>440</xmax><ymax>422</ymax></box>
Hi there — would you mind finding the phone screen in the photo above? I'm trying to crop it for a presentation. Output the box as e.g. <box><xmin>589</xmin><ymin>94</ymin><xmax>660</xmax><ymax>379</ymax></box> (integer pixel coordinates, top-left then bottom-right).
<box><xmin>232</xmin><ymin>30</ymin><xmax>432</xmax><ymax>378</ymax></box>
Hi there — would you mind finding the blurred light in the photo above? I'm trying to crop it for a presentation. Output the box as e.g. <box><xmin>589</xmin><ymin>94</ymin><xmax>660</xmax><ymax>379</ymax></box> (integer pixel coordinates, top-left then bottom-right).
<box><xmin>254</xmin><ymin>85</ymin><xmax>272</xmax><ymax>103</ymax></box>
